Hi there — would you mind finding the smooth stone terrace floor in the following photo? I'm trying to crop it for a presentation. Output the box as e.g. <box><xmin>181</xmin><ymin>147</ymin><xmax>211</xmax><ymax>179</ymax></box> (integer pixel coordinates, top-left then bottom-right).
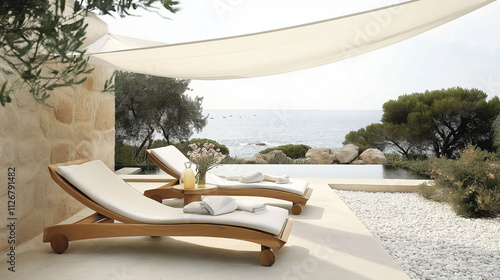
<box><xmin>0</xmin><ymin>178</ymin><xmax>420</xmax><ymax>280</ymax></box>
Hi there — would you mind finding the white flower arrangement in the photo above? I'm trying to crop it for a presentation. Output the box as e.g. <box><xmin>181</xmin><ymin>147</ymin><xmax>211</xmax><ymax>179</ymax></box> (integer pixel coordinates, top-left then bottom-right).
<box><xmin>187</xmin><ymin>142</ymin><xmax>226</xmax><ymax>184</ymax></box>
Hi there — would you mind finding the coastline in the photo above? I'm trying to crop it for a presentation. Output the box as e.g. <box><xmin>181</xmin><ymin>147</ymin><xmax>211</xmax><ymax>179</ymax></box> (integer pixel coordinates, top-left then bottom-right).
<box><xmin>193</xmin><ymin>109</ymin><xmax>383</xmax><ymax>158</ymax></box>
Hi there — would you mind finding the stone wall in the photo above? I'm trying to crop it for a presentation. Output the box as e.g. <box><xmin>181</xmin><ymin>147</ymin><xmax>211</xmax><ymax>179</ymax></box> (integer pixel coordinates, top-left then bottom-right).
<box><xmin>0</xmin><ymin>8</ymin><xmax>112</xmax><ymax>251</ymax></box>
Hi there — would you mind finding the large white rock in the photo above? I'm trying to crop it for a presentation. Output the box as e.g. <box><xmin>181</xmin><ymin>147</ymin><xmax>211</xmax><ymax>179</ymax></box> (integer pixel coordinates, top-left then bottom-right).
<box><xmin>244</xmin><ymin>153</ymin><xmax>267</xmax><ymax>164</ymax></box>
<box><xmin>305</xmin><ymin>148</ymin><xmax>334</xmax><ymax>164</ymax></box>
<box><xmin>331</xmin><ymin>148</ymin><xmax>340</xmax><ymax>162</ymax></box>
<box><xmin>262</xmin><ymin>150</ymin><xmax>288</xmax><ymax>163</ymax></box>
<box><xmin>360</xmin><ymin>148</ymin><xmax>387</xmax><ymax>164</ymax></box>
<box><xmin>244</xmin><ymin>150</ymin><xmax>289</xmax><ymax>164</ymax></box>
<box><xmin>336</xmin><ymin>144</ymin><xmax>359</xmax><ymax>163</ymax></box>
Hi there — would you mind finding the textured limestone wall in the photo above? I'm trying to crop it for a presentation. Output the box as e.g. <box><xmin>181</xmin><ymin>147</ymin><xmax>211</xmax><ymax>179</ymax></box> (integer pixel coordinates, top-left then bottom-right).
<box><xmin>0</xmin><ymin>8</ymin><xmax>112</xmax><ymax>251</ymax></box>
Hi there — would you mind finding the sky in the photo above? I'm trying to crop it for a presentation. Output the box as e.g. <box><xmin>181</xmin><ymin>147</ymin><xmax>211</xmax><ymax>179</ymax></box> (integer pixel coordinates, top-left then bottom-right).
<box><xmin>98</xmin><ymin>0</ymin><xmax>500</xmax><ymax>110</ymax></box>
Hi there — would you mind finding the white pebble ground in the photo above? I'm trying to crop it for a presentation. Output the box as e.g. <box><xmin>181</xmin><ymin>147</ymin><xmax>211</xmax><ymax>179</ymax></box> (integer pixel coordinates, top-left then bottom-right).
<box><xmin>334</xmin><ymin>190</ymin><xmax>500</xmax><ymax>280</ymax></box>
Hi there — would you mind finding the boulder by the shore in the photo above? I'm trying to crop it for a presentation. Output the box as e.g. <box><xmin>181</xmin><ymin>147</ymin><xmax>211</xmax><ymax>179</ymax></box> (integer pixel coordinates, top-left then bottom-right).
<box><xmin>262</xmin><ymin>150</ymin><xmax>288</xmax><ymax>162</ymax></box>
<box><xmin>351</xmin><ymin>159</ymin><xmax>366</xmax><ymax>165</ymax></box>
<box><xmin>305</xmin><ymin>148</ymin><xmax>334</xmax><ymax>164</ymax></box>
<box><xmin>336</xmin><ymin>144</ymin><xmax>359</xmax><ymax>164</ymax></box>
<box><xmin>244</xmin><ymin>150</ymin><xmax>289</xmax><ymax>164</ymax></box>
<box><xmin>360</xmin><ymin>148</ymin><xmax>388</xmax><ymax>164</ymax></box>
<box><xmin>244</xmin><ymin>153</ymin><xmax>267</xmax><ymax>164</ymax></box>
<box><xmin>244</xmin><ymin>144</ymin><xmax>387</xmax><ymax>165</ymax></box>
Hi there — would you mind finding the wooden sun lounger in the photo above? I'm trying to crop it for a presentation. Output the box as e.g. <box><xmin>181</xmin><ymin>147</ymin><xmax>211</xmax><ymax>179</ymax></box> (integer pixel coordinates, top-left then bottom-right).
<box><xmin>145</xmin><ymin>150</ymin><xmax>313</xmax><ymax>215</ymax></box>
<box><xmin>43</xmin><ymin>159</ymin><xmax>294</xmax><ymax>266</ymax></box>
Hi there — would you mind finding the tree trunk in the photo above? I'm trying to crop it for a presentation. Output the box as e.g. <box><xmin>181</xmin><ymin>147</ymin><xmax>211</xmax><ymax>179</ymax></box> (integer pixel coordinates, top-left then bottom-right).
<box><xmin>133</xmin><ymin>127</ymin><xmax>154</xmax><ymax>161</ymax></box>
<box><xmin>159</xmin><ymin>124</ymin><xmax>170</xmax><ymax>146</ymax></box>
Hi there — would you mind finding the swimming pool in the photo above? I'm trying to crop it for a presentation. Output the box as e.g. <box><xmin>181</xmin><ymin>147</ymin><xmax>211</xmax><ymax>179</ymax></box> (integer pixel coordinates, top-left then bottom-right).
<box><xmin>150</xmin><ymin>164</ymin><xmax>427</xmax><ymax>179</ymax></box>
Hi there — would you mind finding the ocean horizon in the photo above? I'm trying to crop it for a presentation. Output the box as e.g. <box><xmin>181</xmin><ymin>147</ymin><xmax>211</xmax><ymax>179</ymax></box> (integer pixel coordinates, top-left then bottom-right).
<box><xmin>192</xmin><ymin>109</ymin><xmax>383</xmax><ymax>158</ymax></box>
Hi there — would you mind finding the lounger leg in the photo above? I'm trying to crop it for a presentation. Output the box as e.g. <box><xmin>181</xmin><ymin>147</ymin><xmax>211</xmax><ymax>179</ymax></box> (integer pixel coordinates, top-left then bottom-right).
<box><xmin>50</xmin><ymin>234</ymin><xmax>69</xmax><ymax>254</ymax></box>
<box><xmin>149</xmin><ymin>195</ymin><xmax>163</xmax><ymax>203</ymax></box>
<box><xmin>291</xmin><ymin>203</ymin><xmax>302</xmax><ymax>215</ymax></box>
<box><xmin>260</xmin><ymin>246</ymin><xmax>275</xmax><ymax>266</ymax></box>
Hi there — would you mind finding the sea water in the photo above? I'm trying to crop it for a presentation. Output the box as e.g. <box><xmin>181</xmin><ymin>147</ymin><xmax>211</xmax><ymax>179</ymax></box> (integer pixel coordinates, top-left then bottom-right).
<box><xmin>192</xmin><ymin>109</ymin><xmax>383</xmax><ymax>158</ymax></box>
<box><xmin>189</xmin><ymin>109</ymin><xmax>426</xmax><ymax>179</ymax></box>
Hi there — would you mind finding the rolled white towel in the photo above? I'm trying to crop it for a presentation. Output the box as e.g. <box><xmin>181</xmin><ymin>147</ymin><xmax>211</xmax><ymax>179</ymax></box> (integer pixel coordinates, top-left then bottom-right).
<box><xmin>236</xmin><ymin>200</ymin><xmax>267</xmax><ymax>214</ymax></box>
<box><xmin>223</xmin><ymin>172</ymin><xmax>264</xmax><ymax>183</ymax></box>
<box><xmin>224</xmin><ymin>175</ymin><xmax>240</xmax><ymax>181</ymax></box>
<box><xmin>264</xmin><ymin>174</ymin><xmax>290</xmax><ymax>184</ymax></box>
<box><xmin>238</xmin><ymin>172</ymin><xmax>264</xmax><ymax>183</ymax></box>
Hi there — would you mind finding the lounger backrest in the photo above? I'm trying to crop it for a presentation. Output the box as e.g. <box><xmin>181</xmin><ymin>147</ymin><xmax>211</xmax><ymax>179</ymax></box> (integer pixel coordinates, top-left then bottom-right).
<box><xmin>56</xmin><ymin>160</ymin><xmax>180</xmax><ymax>223</ymax></box>
<box><xmin>149</xmin><ymin>146</ymin><xmax>196</xmax><ymax>176</ymax></box>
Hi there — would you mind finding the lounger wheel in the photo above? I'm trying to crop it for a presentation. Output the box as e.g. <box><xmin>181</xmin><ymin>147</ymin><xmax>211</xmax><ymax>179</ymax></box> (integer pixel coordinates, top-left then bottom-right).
<box><xmin>291</xmin><ymin>203</ymin><xmax>302</xmax><ymax>215</ymax></box>
<box><xmin>50</xmin><ymin>234</ymin><xmax>69</xmax><ymax>254</ymax></box>
<box><xmin>260</xmin><ymin>246</ymin><xmax>275</xmax><ymax>266</ymax></box>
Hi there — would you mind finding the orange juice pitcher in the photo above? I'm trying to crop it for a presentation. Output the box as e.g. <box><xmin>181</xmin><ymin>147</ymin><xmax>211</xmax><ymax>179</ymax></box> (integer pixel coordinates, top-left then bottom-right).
<box><xmin>183</xmin><ymin>162</ymin><xmax>196</xmax><ymax>189</ymax></box>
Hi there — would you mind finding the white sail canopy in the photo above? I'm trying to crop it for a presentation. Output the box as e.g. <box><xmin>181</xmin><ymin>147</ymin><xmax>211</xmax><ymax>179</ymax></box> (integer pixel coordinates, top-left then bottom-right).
<box><xmin>86</xmin><ymin>0</ymin><xmax>495</xmax><ymax>80</ymax></box>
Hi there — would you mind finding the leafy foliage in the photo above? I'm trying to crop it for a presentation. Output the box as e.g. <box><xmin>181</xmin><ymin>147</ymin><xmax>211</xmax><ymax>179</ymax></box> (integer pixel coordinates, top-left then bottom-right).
<box><xmin>259</xmin><ymin>144</ymin><xmax>311</xmax><ymax>159</ymax></box>
<box><xmin>0</xmin><ymin>0</ymin><xmax>179</xmax><ymax>107</ymax></box>
<box><xmin>220</xmin><ymin>156</ymin><xmax>245</xmax><ymax>164</ymax></box>
<box><xmin>115</xmin><ymin>140</ymin><xmax>137</xmax><ymax>165</ymax></box>
<box><xmin>344</xmin><ymin>125</ymin><xmax>381</xmax><ymax>153</ymax></box>
<box><xmin>391</xmin><ymin>159</ymin><xmax>433</xmax><ymax>178</ymax></box>
<box><xmin>419</xmin><ymin>145</ymin><xmax>500</xmax><ymax>218</ymax></box>
<box><xmin>115</xmin><ymin>139</ymin><xmax>172</xmax><ymax>165</ymax></box>
<box><xmin>115</xmin><ymin>71</ymin><xmax>207</xmax><ymax>162</ymax></box>
<box><xmin>344</xmin><ymin>87</ymin><xmax>500</xmax><ymax>158</ymax></box>
<box><xmin>492</xmin><ymin>114</ymin><xmax>500</xmax><ymax>153</ymax></box>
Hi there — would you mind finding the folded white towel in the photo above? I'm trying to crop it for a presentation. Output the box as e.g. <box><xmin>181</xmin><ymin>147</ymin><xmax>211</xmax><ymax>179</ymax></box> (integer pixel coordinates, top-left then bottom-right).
<box><xmin>183</xmin><ymin>197</ymin><xmax>267</xmax><ymax>215</ymax></box>
<box><xmin>264</xmin><ymin>174</ymin><xmax>290</xmax><ymax>184</ymax></box>
<box><xmin>235</xmin><ymin>200</ymin><xmax>267</xmax><ymax>214</ymax></box>
<box><xmin>183</xmin><ymin>196</ymin><xmax>237</xmax><ymax>216</ymax></box>
<box><xmin>202</xmin><ymin>196</ymin><xmax>237</xmax><ymax>215</ymax></box>
<box><xmin>183</xmin><ymin>201</ymin><xmax>210</xmax><ymax>215</ymax></box>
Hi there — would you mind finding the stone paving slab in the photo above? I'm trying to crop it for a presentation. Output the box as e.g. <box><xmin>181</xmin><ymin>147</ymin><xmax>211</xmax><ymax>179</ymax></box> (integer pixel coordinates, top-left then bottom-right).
<box><xmin>329</xmin><ymin>178</ymin><xmax>433</xmax><ymax>192</ymax></box>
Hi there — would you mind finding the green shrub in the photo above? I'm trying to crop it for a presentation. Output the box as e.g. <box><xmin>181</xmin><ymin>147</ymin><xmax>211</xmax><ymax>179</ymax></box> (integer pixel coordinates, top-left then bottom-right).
<box><xmin>260</xmin><ymin>144</ymin><xmax>311</xmax><ymax>159</ymax></box>
<box><xmin>416</xmin><ymin>181</ymin><xmax>448</xmax><ymax>202</ymax></box>
<box><xmin>449</xmin><ymin>185</ymin><xmax>492</xmax><ymax>218</ymax></box>
<box><xmin>422</xmin><ymin>144</ymin><xmax>500</xmax><ymax>218</ymax></box>
<box><xmin>151</xmin><ymin>139</ymin><xmax>168</xmax><ymax>149</ymax></box>
<box><xmin>221</xmin><ymin>156</ymin><xmax>245</xmax><ymax>164</ymax></box>
<box><xmin>392</xmin><ymin>159</ymin><xmax>433</xmax><ymax>177</ymax></box>
<box><xmin>385</xmin><ymin>153</ymin><xmax>403</xmax><ymax>164</ymax></box>
<box><xmin>115</xmin><ymin>141</ymin><xmax>136</xmax><ymax>165</ymax></box>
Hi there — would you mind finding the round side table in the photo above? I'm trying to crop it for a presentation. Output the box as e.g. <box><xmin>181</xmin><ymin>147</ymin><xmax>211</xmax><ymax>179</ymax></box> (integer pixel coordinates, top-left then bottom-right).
<box><xmin>172</xmin><ymin>184</ymin><xmax>218</xmax><ymax>206</ymax></box>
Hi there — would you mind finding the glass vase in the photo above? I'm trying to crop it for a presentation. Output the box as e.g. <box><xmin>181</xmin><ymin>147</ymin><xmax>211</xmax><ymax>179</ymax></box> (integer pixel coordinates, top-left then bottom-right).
<box><xmin>196</xmin><ymin>170</ymin><xmax>207</xmax><ymax>188</ymax></box>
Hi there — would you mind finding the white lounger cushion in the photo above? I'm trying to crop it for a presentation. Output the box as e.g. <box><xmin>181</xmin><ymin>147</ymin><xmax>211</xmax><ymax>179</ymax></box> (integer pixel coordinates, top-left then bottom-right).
<box><xmin>150</xmin><ymin>145</ymin><xmax>196</xmax><ymax>177</ymax></box>
<box><xmin>206</xmin><ymin>173</ymin><xmax>308</xmax><ymax>195</ymax></box>
<box><xmin>56</xmin><ymin>160</ymin><xmax>288</xmax><ymax>235</ymax></box>
<box><xmin>150</xmin><ymin>146</ymin><xmax>308</xmax><ymax>195</ymax></box>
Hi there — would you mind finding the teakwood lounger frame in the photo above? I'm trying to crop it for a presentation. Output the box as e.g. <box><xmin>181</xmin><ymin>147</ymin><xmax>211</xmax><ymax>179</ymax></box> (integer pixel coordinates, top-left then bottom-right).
<box><xmin>43</xmin><ymin>159</ymin><xmax>294</xmax><ymax>266</ymax></box>
<box><xmin>145</xmin><ymin>150</ymin><xmax>313</xmax><ymax>215</ymax></box>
